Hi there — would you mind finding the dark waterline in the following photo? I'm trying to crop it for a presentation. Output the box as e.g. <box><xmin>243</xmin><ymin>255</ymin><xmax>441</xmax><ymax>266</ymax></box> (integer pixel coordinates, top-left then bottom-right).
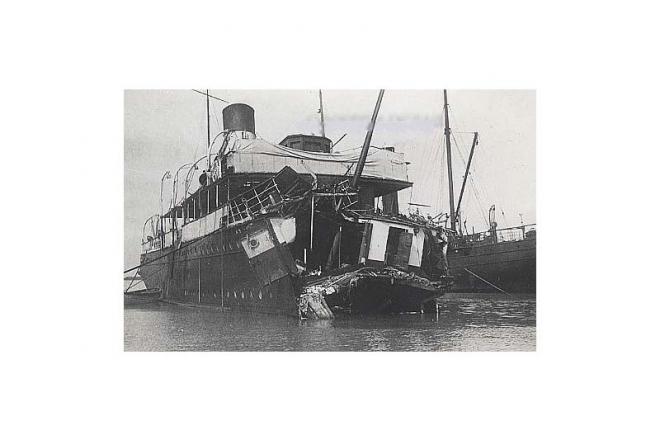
<box><xmin>124</xmin><ymin>295</ymin><xmax>535</xmax><ymax>351</ymax></box>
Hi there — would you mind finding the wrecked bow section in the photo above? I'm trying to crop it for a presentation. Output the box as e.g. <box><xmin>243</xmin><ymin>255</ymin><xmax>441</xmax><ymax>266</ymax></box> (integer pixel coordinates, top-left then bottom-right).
<box><xmin>301</xmin><ymin>249</ymin><xmax>453</xmax><ymax>316</ymax></box>
<box><xmin>297</xmin><ymin>291</ymin><xmax>334</xmax><ymax>320</ymax></box>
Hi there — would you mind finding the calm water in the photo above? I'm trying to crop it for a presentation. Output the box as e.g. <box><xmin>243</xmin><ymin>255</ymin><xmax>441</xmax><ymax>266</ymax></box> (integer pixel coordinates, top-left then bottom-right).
<box><xmin>124</xmin><ymin>295</ymin><xmax>535</xmax><ymax>351</ymax></box>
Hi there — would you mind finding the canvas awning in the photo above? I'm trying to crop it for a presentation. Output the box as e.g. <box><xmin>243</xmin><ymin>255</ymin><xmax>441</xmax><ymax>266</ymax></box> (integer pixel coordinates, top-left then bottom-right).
<box><xmin>225</xmin><ymin>138</ymin><xmax>410</xmax><ymax>184</ymax></box>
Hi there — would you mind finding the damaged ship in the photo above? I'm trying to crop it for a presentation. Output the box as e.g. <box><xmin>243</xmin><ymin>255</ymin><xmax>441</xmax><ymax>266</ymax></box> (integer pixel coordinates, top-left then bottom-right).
<box><xmin>132</xmin><ymin>90</ymin><xmax>452</xmax><ymax>319</ymax></box>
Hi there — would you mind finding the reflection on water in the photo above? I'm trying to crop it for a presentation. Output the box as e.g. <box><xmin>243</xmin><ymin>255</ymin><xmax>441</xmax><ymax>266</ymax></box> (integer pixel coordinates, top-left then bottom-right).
<box><xmin>124</xmin><ymin>295</ymin><xmax>535</xmax><ymax>351</ymax></box>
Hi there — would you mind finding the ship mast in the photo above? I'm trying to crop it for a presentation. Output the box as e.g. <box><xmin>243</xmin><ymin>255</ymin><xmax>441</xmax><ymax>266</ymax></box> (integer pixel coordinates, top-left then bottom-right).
<box><xmin>319</xmin><ymin>90</ymin><xmax>326</xmax><ymax>138</ymax></box>
<box><xmin>191</xmin><ymin>89</ymin><xmax>230</xmax><ymax>170</ymax></box>
<box><xmin>455</xmin><ymin>132</ymin><xmax>479</xmax><ymax>232</ymax></box>
<box><xmin>444</xmin><ymin>89</ymin><xmax>457</xmax><ymax>231</ymax></box>
<box><xmin>206</xmin><ymin>89</ymin><xmax>211</xmax><ymax>170</ymax></box>
<box><xmin>351</xmin><ymin>89</ymin><xmax>385</xmax><ymax>189</ymax></box>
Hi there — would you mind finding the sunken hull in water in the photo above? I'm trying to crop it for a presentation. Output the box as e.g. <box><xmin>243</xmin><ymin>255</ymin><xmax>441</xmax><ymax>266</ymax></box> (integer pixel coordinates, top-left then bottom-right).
<box><xmin>136</xmin><ymin>101</ymin><xmax>451</xmax><ymax>318</ymax></box>
<box><xmin>320</xmin><ymin>270</ymin><xmax>450</xmax><ymax>314</ymax></box>
<box><xmin>301</xmin><ymin>214</ymin><xmax>453</xmax><ymax>315</ymax></box>
<box><xmin>348</xmin><ymin>278</ymin><xmax>445</xmax><ymax>314</ymax></box>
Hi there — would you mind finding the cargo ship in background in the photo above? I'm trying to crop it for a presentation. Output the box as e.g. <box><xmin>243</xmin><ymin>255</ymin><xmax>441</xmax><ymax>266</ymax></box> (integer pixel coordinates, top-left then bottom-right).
<box><xmin>126</xmin><ymin>90</ymin><xmax>453</xmax><ymax>318</ymax></box>
<box><xmin>438</xmin><ymin>90</ymin><xmax>536</xmax><ymax>294</ymax></box>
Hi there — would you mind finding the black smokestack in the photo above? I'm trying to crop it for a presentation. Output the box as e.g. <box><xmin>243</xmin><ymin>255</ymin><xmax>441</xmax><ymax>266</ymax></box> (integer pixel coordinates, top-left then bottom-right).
<box><xmin>222</xmin><ymin>103</ymin><xmax>255</xmax><ymax>133</ymax></box>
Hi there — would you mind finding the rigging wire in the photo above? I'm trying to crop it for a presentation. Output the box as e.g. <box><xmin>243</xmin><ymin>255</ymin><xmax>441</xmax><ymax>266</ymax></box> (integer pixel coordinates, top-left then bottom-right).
<box><xmin>417</xmin><ymin>105</ymin><xmax>447</xmax><ymax>217</ymax></box>
<box><xmin>438</xmin><ymin>129</ymin><xmax>447</xmax><ymax>215</ymax></box>
<box><xmin>192</xmin><ymin>89</ymin><xmax>231</xmax><ymax>104</ymax></box>
<box><xmin>448</xmin><ymin>106</ymin><xmax>490</xmax><ymax>229</ymax></box>
<box><xmin>412</xmin><ymin>122</ymin><xmax>443</xmax><ymax>215</ymax></box>
<box><xmin>191</xmin><ymin>90</ymin><xmax>226</xmax><ymax>169</ymax></box>
<box><xmin>426</xmin><ymin>133</ymin><xmax>442</xmax><ymax>215</ymax></box>
<box><xmin>448</xmin><ymin>105</ymin><xmax>508</xmax><ymax>228</ymax></box>
<box><xmin>451</xmin><ymin>128</ymin><xmax>488</xmax><ymax>228</ymax></box>
<box><xmin>210</xmin><ymin>100</ymin><xmax>222</xmax><ymax>134</ymax></box>
<box><xmin>416</xmin><ymin>135</ymin><xmax>436</xmax><ymax>201</ymax></box>
<box><xmin>450</xmin><ymin>106</ymin><xmax>504</xmax><ymax>210</ymax></box>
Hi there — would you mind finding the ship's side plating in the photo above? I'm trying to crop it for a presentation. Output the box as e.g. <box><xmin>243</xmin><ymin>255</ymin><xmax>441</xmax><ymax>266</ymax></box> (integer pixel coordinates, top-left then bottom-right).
<box><xmin>448</xmin><ymin>227</ymin><xmax>536</xmax><ymax>294</ymax></box>
<box><xmin>140</xmin><ymin>216</ymin><xmax>300</xmax><ymax>316</ymax></box>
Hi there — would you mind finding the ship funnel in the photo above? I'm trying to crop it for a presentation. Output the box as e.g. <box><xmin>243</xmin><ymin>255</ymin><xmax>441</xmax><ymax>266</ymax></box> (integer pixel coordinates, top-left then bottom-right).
<box><xmin>222</xmin><ymin>103</ymin><xmax>255</xmax><ymax>133</ymax></box>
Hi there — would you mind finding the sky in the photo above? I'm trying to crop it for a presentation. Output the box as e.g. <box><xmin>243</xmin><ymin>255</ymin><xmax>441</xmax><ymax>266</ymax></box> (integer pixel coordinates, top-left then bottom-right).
<box><xmin>124</xmin><ymin>89</ymin><xmax>535</xmax><ymax>269</ymax></box>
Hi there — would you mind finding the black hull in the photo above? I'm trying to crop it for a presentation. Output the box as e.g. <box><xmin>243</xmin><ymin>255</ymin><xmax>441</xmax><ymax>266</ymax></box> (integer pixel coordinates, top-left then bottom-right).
<box><xmin>138</xmin><ymin>218</ymin><xmax>299</xmax><ymax>317</ymax></box>
<box><xmin>124</xmin><ymin>290</ymin><xmax>161</xmax><ymax>306</ymax></box>
<box><xmin>448</xmin><ymin>237</ymin><xmax>536</xmax><ymax>294</ymax></box>
<box><xmin>326</xmin><ymin>276</ymin><xmax>445</xmax><ymax>315</ymax></box>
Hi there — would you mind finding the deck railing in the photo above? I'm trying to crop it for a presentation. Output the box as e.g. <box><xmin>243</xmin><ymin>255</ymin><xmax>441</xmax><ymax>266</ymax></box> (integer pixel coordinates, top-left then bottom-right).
<box><xmin>141</xmin><ymin>166</ymin><xmax>308</xmax><ymax>252</ymax></box>
<box><xmin>456</xmin><ymin>223</ymin><xmax>536</xmax><ymax>245</ymax></box>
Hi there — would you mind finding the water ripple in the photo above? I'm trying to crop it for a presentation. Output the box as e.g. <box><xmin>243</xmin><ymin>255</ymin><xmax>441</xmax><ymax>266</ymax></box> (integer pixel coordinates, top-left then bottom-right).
<box><xmin>124</xmin><ymin>295</ymin><xmax>536</xmax><ymax>351</ymax></box>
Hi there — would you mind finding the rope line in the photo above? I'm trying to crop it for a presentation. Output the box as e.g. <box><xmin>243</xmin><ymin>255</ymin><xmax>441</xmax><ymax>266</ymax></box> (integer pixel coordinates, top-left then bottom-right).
<box><xmin>125</xmin><ymin>258</ymin><xmax>169</xmax><ymax>293</ymax></box>
<box><xmin>464</xmin><ymin>268</ymin><xmax>511</xmax><ymax>295</ymax></box>
<box><xmin>124</xmin><ymin>228</ymin><xmax>218</xmax><ymax>274</ymax></box>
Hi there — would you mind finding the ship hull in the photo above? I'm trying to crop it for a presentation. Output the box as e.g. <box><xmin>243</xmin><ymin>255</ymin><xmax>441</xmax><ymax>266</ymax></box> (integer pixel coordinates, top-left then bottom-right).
<box><xmin>448</xmin><ymin>238</ymin><xmax>536</xmax><ymax>294</ymax></box>
<box><xmin>315</xmin><ymin>267</ymin><xmax>450</xmax><ymax>315</ymax></box>
<box><xmin>139</xmin><ymin>217</ymin><xmax>300</xmax><ymax>317</ymax></box>
<box><xmin>344</xmin><ymin>277</ymin><xmax>445</xmax><ymax>314</ymax></box>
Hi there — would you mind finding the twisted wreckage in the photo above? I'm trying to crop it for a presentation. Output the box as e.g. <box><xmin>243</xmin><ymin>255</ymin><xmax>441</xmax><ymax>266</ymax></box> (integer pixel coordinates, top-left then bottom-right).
<box><xmin>132</xmin><ymin>91</ymin><xmax>452</xmax><ymax>319</ymax></box>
